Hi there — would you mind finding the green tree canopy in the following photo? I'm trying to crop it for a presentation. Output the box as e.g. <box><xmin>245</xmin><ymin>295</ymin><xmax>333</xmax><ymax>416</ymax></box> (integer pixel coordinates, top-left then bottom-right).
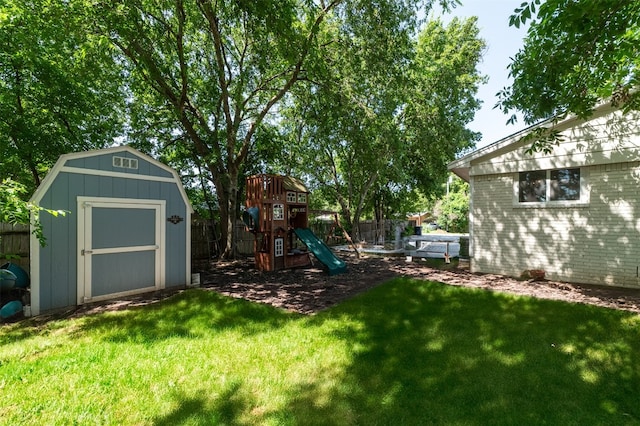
<box><xmin>497</xmin><ymin>0</ymin><xmax>640</xmax><ymax>128</ymax></box>
<box><xmin>0</xmin><ymin>1</ymin><xmax>125</xmax><ymax>191</ymax></box>
<box><xmin>435</xmin><ymin>175</ymin><xmax>468</xmax><ymax>233</ymax></box>
<box><xmin>403</xmin><ymin>17</ymin><xmax>485</xmax><ymax>189</ymax></box>
<box><xmin>277</xmin><ymin>16</ymin><xmax>484</xmax><ymax>239</ymax></box>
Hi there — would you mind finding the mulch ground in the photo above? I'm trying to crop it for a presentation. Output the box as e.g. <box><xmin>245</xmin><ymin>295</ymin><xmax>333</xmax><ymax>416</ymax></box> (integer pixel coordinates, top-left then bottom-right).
<box><xmin>199</xmin><ymin>253</ymin><xmax>640</xmax><ymax>315</ymax></box>
<box><xmin>28</xmin><ymin>253</ymin><xmax>640</xmax><ymax>322</ymax></box>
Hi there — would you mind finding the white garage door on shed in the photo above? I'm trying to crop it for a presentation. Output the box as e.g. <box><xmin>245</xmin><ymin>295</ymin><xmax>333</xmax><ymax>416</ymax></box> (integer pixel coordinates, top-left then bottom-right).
<box><xmin>77</xmin><ymin>197</ymin><xmax>165</xmax><ymax>304</ymax></box>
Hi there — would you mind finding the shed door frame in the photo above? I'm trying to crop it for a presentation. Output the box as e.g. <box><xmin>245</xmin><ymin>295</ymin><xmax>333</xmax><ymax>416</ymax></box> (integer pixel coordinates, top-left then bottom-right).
<box><xmin>77</xmin><ymin>197</ymin><xmax>166</xmax><ymax>304</ymax></box>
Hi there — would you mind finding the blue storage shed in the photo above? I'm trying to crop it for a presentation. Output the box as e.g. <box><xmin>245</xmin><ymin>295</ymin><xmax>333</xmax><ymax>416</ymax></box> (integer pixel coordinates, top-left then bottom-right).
<box><xmin>29</xmin><ymin>146</ymin><xmax>193</xmax><ymax>316</ymax></box>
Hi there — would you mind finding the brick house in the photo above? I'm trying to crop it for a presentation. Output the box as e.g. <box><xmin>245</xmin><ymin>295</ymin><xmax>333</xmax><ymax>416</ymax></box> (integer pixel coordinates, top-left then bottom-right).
<box><xmin>448</xmin><ymin>101</ymin><xmax>640</xmax><ymax>288</ymax></box>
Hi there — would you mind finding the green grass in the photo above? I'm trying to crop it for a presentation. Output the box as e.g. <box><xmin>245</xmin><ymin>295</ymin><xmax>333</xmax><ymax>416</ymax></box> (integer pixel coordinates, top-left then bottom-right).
<box><xmin>2</xmin><ymin>279</ymin><xmax>640</xmax><ymax>425</ymax></box>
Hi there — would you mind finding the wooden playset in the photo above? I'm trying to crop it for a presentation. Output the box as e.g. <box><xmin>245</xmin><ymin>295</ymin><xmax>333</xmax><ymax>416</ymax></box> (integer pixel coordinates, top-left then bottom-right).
<box><xmin>244</xmin><ymin>174</ymin><xmax>312</xmax><ymax>271</ymax></box>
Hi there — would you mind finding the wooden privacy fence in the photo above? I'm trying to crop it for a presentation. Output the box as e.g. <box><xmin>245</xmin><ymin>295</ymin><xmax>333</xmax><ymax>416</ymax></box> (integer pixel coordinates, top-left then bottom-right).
<box><xmin>191</xmin><ymin>220</ymin><xmax>263</xmax><ymax>261</ymax></box>
<box><xmin>190</xmin><ymin>219</ymin><xmax>255</xmax><ymax>259</ymax></box>
<box><xmin>191</xmin><ymin>217</ymin><xmax>218</xmax><ymax>261</ymax></box>
<box><xmin>234</xmin><ymin>219</ymin><xmax>395</xmax><ymax>256</ymax></box>
<box><xmin>0</xmin><ymin>223</ymin><xmax>30</xmax><ymax>272</ymax></box>
<box><xmin>4</xmin><ymin>218</ymin><xmax>400</xmax><ymax>273</ymax></box>
<box><xmin>192</xmin><ymin>218</ymin><xmax>398</xmax><ymax>263</ymax></box>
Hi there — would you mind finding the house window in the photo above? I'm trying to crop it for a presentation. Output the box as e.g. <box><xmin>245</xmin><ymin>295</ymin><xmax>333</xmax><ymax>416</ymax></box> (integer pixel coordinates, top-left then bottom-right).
<box><xmin>519</xmin><ymin>170</ymin><xmax>547</xmax><ymax>202</ymax></box>
<box><xmin>518</xmin><ymin>168</ymin><xmax>583</xmax><ymax>204</ymax></box>
<box><xmin>286</xmin><ymin>192</ymin><xmax>297</xmax><ymax>203</ymax></box>
<box><xmin>550</xmin><ymin>168</ymin><xmax>580</xmax><ymax>201</ymax></box>
<box><xmin>297</xmin><ymin>193</ymin><xmax>306</xmax><ymax>203</ymax></box>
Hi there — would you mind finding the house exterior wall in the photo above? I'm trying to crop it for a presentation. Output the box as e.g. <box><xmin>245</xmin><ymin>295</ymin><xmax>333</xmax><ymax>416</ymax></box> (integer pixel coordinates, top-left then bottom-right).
<box><xmin>32</xmin><ymin>148</ymin><xmax>191</xmax><ymax>313</ymax></box>
<box><xmin>468</xmin><ymin>107</ymin><xmax>640</xmax><ymax>288</ymax></box>
<box><xmin>471</xmin><ymin>163</ymin><xmax>640</xmax><ymax>287</ymax></box>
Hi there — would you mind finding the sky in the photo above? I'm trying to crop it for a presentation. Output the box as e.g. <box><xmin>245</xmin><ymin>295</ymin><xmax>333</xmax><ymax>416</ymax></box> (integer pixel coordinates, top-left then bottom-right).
<box><xmin>432</xmin><ymin>0</ymin><xmax>531</xmax><ymax>148</ymax></box>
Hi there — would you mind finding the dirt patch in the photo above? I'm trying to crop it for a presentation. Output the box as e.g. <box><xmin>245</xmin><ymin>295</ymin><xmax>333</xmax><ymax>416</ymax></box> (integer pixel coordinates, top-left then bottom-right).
<box><xmin>199</xmin><ymin>254</ymin><xmax>640</xmax><ymax>315</ymax></box>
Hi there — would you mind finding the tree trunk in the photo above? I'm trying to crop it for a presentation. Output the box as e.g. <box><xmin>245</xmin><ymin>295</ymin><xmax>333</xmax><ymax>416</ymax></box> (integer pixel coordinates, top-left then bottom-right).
<box><xmin>353</xmin><ymin>216</ymin><xmax>361</xmax><ymax>243</ymax></box>
<box><xmin>333</xmin><ymin>214</ymin><xmax>359</xmax><ymax>258</ymax></box>
<box><xmin>373</xmin><ymin>194</ymin><xmax>385</xmax><ymax>244</ymax></box>
<box><xmin>211</xmin><ymin>164</ymin><xmax>239</xmax><ymax>259</ymax></box>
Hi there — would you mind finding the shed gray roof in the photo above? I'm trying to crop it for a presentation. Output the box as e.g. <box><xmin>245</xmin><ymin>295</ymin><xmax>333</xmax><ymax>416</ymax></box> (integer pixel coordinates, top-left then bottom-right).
<box><xmin>30</xmin><ymin>145</ymin><xmax>193</xmax><ymax>213</ymax></box>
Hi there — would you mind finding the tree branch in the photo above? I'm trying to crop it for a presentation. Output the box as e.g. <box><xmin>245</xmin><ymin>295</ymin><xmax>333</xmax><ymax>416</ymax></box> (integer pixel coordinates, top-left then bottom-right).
<box><xmin>235</xmin><ymin>0</ymin><xmax>343</xmax><ymax>169</ymax></box>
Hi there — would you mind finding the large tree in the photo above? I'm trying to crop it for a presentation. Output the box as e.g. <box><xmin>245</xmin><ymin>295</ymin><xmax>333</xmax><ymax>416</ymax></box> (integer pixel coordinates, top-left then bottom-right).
<box><xmin>497</xmin><ymin>0</ymin><xmax>640</xmax><ymax>150</ymax></box>
<box><xmin>271</xmin><ymin>3</ymin><xmax>416</xmax><ymax>239</ymax></box>
<box><xmin>85</xmin><ymin>0</ymin><xmax>457</xmax><ymax>258</ymax></box>
<box><xmin>404</xmin><ymin>18</ymin><xmax>484</xmax><ymax>184</ymax></box>
<box><xmin>0</xmin><ymin>1</ymin><xmax>125</xmax><ymax>192</ymax></box>
<box><xmin>278</xmin><ymin>16</ymin><xmax>485</xmax><ymax>239</ymax></box>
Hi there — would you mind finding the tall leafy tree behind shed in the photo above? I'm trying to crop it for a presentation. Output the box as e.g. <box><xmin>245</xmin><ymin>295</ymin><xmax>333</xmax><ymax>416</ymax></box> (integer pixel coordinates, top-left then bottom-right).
<box><xmin>276</xmin><ymin>17</ymin><xmax>485</xmax><ymax>239</ymax></box>
<box><xmin>86</xmin><ymin>0</ymin><xmax>459</xmax><ymax>258</ymax></box>
<box><xmin>0</xmin><ymin>1</ymin><xmax>125</xmax><ymax>192</ymax></box>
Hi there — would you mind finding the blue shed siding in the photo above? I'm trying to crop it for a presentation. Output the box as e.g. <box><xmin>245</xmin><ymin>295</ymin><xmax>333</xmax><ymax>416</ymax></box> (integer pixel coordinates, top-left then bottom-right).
<box><xmin>165</xmin><ymin>201</ymin><xmax>188</xmax><ymax>286</ymax></box>
<box><xmin>35</xmin><ymin>149</ymin><xmax>190</xmax><ymax>313</ymax></box>
<box><xmin>162</xmin><ymin>181</ymin><xmax>188</xmax><ymax>287</ymax></box>
<box><xmin>39</xmin><ymin>173</ymin><xmax>77</xmax><ymax>310</ymax></box>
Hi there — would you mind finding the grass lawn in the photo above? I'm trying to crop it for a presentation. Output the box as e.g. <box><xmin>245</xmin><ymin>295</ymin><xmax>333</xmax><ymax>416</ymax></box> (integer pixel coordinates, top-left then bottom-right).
<box><xmin>2</xmin><ymin>278</ymin><xmax>640</xmax><ymax>425</ymax></box>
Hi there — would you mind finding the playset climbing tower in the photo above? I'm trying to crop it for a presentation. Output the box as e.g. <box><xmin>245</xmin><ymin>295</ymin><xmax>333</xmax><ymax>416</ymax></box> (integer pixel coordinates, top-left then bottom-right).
<box><xmin>244</xmin><ymin>174</ymin><xmax>312</xmax><ymax>271</ymax></box>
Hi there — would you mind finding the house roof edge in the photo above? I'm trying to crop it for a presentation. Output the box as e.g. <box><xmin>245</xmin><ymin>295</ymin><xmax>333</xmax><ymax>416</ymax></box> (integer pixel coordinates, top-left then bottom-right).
<box><xmin>447</xmin><ymin>100</ymin><xmax>618</xmax><ymax>180</ymax></box>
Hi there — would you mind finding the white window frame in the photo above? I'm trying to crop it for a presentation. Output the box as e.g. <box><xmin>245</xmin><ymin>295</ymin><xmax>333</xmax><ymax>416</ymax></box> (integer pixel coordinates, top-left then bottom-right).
<box><xmin>513</xmin><ymin>168</ymin><xmax>589</xmax><ymax>208</ymax></box>
<box><xmin>273</xmin><ymin>204</ymin><xmax>284</xmax><ymax>220</ymax></box>
<box><xmin>112</xmin><ymin>156</ymin><xmax>139</xmax><ymax>170</ymax></box>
